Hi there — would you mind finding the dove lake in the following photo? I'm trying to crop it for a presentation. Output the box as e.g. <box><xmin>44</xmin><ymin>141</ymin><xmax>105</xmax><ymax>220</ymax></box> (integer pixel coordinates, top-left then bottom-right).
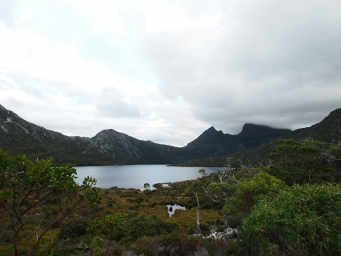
<box><xmin>75</xmin><ymin>165</ymin><xmax>218</xmax><ymax>189</ymax></box>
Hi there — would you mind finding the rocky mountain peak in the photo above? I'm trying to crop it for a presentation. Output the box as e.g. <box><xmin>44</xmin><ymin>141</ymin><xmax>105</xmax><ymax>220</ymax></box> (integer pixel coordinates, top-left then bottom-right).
<box><xmin>6</xmin><ymin>103</ymin><xmax>333</xmax><ymax>165</ymax></box>
<box><xmin>239</xmin><ymin>123</ymin><xmax>291</xmax><ymax>138</ymax></box>
<box><xmin>203</xmin><ymin>126</ymin><xmax>219</xmax><ymax>135</ymax></box>
<box><xmin>94</xmin><ymin>129</ymin><xmax>121</xmax><ymax>137</ymax></box>
<box><xmin>239</xmin><ymin>123</ymin><xmax>269</xmax><ymax>136</ymax></box>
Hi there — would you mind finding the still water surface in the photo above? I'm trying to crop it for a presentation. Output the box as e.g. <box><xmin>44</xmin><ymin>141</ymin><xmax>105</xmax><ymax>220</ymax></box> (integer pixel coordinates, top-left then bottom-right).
<box><xmin>75</xmin><ymin>165</ymin><xmax>218</xmax><ymax>189</ymax></box>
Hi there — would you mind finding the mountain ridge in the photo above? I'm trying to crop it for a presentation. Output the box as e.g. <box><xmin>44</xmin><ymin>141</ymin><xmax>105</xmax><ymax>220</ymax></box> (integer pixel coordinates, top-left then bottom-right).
<box><xmin>185</xmin><ymin>123</ymin><xmax>291</xmax><ymax>159</ymax></box>
<box><xmin>0</xmin><ymin>104</ymin><xmax>295</xmax><ymax>165</ymax></box>
<box><xmin>231</xmin><ymin>107</ymin><xmax>341</xmax><ymax>166</ymax></box>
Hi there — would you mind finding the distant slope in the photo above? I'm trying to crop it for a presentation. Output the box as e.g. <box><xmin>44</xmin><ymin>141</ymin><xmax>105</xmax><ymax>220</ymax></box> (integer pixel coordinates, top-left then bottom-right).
<box><xmin>180</xmin><ymin>124</ymin><xmax>291</xmax><ymax>164</ymax></box>
<box><xmin>0</xmin><ymin>105</ymin><xmax>109</xmax><ymax>165</ymax></box>
<box><xmin>0</xmin><ymin>104</ymin><xmax>292</xmax><ymax>165</ymax></box>
<box><xmin>0</xmin><ymin>105</ymin><xmax>188</xmax><ymax>165</ymax></box>
<box><xmin>293</xmin><ymin>108</ymin><xmax>341</xmax><ymax>142</ymax></box>
<box><xmin>234</xmin><ymin>108</ymin><xmax>341</xmax><ymax>166</ymax></box>
<box><xmin>90</xmin><ymin>129</ymin><xmax>188</xmax><ymax>164</ymax></box>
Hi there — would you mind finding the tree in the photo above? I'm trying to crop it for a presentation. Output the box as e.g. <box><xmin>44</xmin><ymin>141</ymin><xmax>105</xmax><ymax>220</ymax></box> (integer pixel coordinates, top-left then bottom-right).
<box><xmin>269</xmin><ymin>138</ymin><xmax>341</xmax><ymax>184</ymax></box>
<box><xmin>200</xmin><ymin>166</ymin><xmax>242</xmax><ymax>208</ymax></box>
<box><xmin>241</xmin><ymin>184</ymin><xmax>341</xmax><ymax>256</ymax></box>
<box><xmin>198</xmin><ymin>168</ymin><xmax>207</xmax><ymax>177</ymax></box>
<box><xmin>0</xmin><ymin>149</ymin><xmax>98</xmax><ymax>256</ymax></box>
<box><xmin>222</xmin><ymin>171</ymin><xmax>287</xmax><ymax>227</ymax></box>
<box><xmin>194</xmin><ymin>191</ymin><xmax>201</xmax><ymax>234</ymax></box>
<box><xmin>225</xmin><ymin>157</ymin><xmax>242</xmax><ymax>171</ymax></box>
<box><xmin>144</xmin><ymin>182</ymin><xmax>151</xmax><ymax>190</ymax></box>
<box><xmin>215</xmin><ymin>167</ymin><xmax>238</xmax><ymax>183</ymax></box>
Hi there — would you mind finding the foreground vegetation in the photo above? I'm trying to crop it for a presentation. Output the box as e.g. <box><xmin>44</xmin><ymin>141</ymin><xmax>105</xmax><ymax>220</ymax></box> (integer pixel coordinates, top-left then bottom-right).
<box><xmin>1</xmin><ymin>138</ymin><xmax>341</xmax><ymax>255</ymax></box>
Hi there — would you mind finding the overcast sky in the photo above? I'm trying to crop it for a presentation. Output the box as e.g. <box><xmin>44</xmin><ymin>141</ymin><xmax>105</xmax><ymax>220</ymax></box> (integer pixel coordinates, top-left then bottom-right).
<box><xmin>1</xmin><ymin>0</ymin><xmax>341</xmax><ymax>146</ymax></box>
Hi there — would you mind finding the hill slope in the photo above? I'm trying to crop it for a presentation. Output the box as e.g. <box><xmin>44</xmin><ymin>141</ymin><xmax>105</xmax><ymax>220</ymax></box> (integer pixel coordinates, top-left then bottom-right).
<box><xmin>0</xmin><ymin>105</ymin><xmax>188</xmax><ymax>164</ymax></box>
<box><xmin>293</xmin><ymin>108</ymin><xmax>341</xmax><ymax>142</ymax></box>
<box><xmin>0</xmin><ymin>105</ymin><xmax>111</xmax><ymax>165</ymax></box>
<box><xmin>0</xmin><ymin>104</ymin><xmax>292</xmax><ymax>165</ymax></box>
<box><xmin>184</xmin><ymin>124</ymin><xmax>291</xmax><ymax>159</ymax></box>
<box><xmin>234</xmin><ymin>108</ymin><xmax>341</xmax><ymax>166</ymax></box>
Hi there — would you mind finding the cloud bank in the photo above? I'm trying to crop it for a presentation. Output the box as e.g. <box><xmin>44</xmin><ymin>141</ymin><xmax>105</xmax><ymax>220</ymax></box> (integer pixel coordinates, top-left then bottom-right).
<box><xmin>0</xmin><ymin>0</ymin><xmax>340</xmax><ymax>146</ymax></box>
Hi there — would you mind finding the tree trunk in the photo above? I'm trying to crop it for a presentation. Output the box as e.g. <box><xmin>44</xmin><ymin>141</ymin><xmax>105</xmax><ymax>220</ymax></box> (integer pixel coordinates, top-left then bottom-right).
<box><xmin>195</xmin><ymin>192</ymin><xmax>201</xmax><ymax>234</ymax></box>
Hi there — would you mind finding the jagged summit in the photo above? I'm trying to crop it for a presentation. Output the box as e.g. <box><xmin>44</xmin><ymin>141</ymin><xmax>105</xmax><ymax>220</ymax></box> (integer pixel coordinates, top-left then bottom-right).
<box><xmin>239</xmin><ymin>123</ymin><xmax>291</xmax><ymax>138</ymax></box>
<box><xmin>201</xmin><ymin>126</ymin><xmax>224</xmax><ymax>136</ymax></box>
<box><xmin>93</xmin><ymin>129</ymin><xmax>124</xmax><ymax>137</ymax></box>
<box><xmin>184</xmin><ymin>122</ymin><xmax>290</xmax><ymax>159</ymax></box>
<box><xmin>206</xmin><ymin>126</ymin><xmax>218</xmax><ymax>132</ymax></box>
<box><xmin>3</xmin><ymin>103</ymin><xmax>335</xmax><ymax>165</ymax></box>
<box><xmin>187</xmin><ymin>126</ymin><xmax>225</xmax><ymax>147</ymax></box>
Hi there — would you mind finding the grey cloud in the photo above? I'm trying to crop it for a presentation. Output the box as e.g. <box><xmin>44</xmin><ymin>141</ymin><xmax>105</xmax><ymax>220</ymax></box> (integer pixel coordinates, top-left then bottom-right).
<box><xmin>95</xmin><ymin>88</ymin><xmax>141</xmax><ymax>119</ymax></box>
<box><xmin>144</xmin><ymin>0</ymin><xmax>341</xmax><ymax>134</ymax></box>
<box><xmin>1</xmin><ymin>0</ymin><xmax>341</xmax><ymax>146</ymax></box>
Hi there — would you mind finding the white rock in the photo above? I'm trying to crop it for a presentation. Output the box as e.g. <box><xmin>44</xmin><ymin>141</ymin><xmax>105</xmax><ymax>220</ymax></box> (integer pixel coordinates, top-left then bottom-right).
<box><xmin>166</xmin><ymin>204</ymin><xmax>186</xmax><ymax>217</ymax></box>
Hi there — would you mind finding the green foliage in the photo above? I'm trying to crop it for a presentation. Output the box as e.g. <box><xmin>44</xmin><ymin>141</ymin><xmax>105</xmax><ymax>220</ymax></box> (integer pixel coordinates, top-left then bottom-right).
<box><xmin>207</xmin><ymin>182</ymin><xmax>234</xmax><ymax>199</ymax></box>
<box><xmin>144</xmin><ymin>182</ymin><xmax>151</xmax><ymax>190</ymax></box>
<box><xmin>133</xmin><ymin>234</ymin><xmax>200</xmax><ymax>256</ymax></box>
<box><xmin>269</xmin><ymin>138</ymin><xmax>341</xmax><ymax>184</ymax></box>
<box><xmin>2</xmin><ymin>134</ymin><xmax>341</xmax><ymax>255</ymax></box>
<box><xmin>0</xmin><ymin>149</ymin><xmax>98</xmax><ymax>255</ymax></box>
<box><xmin>241</xmin><ymin>184</ymin><xmax>341</xmax><ymax>256</ymax></box>
<box><xmin>59</xmin><ymin>219</ymin><xmax>88</xmax><ymax>239</ymax></box>
<box><xmin>225</xmin><ymin>156</ymin><xmax>242</xmax><ymax>171</ymax></box>
<box><xmin>198</xmin><ymin>168</ymin><xmax>207</xmax><ymax>176</ymax></box>
<box><xmin>223</xmin><ymin>171</ymin><xmax>287</xmax><ymax>227</ymax></box>
<box><xmin>89</xmin><ymin>213</ymin><xmax>128</xmax><ymax>241</ymax></box>
<box><xmin>330</xmin><ymin>142</ymin><xmax>341</xmax><ymax>164</ymax></box>
<box><xmin>89</xmin><ymin>213</ymin><xmax>179</xmax><ymax>243</ymax></box>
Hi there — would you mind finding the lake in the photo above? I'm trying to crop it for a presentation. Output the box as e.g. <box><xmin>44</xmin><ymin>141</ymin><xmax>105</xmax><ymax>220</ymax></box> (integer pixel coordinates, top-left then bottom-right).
<box><xmin>75</xmin><ymin>165</ymin><xmax>218</xmax><ymax>189</ymax></box>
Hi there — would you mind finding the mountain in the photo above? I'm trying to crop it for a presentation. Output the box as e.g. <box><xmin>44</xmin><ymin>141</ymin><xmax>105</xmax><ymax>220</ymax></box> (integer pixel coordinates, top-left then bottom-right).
<box><xmin>233</xmin><ymin>108</ymin><xmax>341</xmax><ymax>166</ymax></box>
<box><xmin>293</xmin><ymin>108</ymin><xmax>341</xmax><ymax>143</ymax></box>
<box><xmin>0</xmin><ymin>105</ymin><xmax>190</xmax><ymax>164</ymax></box>
<box><xmin>0</xmin><ymin>104</ymin><xmax>291</xmax><ymax>165</ymax></box>
<box><xmin>184</xmin><ymin>124</ymin><xmax>291</xmax><ymax>159</ymax></box>
<box><xmin>89</xmin><ymin>129</ymin><xmax>188</xmax><ymax>164</ymax></box>
<box><xmin>0</xmin><ymin>105</ymin><xmax>110</xmax><ymax>165</ymax></box>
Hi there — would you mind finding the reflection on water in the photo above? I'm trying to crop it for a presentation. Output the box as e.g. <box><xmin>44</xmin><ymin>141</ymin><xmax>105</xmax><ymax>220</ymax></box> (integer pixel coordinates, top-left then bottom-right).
<box><xmin>75</xmin><ymin>165</ymin><xmax>218</xmax><ymax>189</ymax></box>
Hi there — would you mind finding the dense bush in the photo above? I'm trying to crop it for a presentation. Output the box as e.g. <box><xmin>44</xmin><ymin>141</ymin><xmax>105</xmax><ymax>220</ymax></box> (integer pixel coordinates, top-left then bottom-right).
<box><xmin>223</xmin><ymin>171</ymin><xmax>287</xmax><ymax>227</ymax></box>
<box><xmin>132</xmin><ymin>234</ymin><xmax>201</xmax><ymax>256</ymax></box>
<box><xmin>1</xmin><ymin>136</ymin><xmax>341</xmax><ymax>255</ymax></box>
<box><xmin>59</xmin><ymin>219</ymin><xmax>89</xmax><ymax>239</ymax></box>
<box><xmin>0</xmin><ymin>149</ymin><xmax>98</xmax><ymax>255</ymax></box>
<box><xmin>89</xmin><ymin>213</ymin><xmax>179</xmax><ymax>243</ymax></box>
<box><xmin>269</xmin><ymin>138</ymin><xmax>341</xmax><ymax>184</ymax></box>
<box><xmin>241</xmin><ymin>184</ymin><xmax>341</xmax><ymax>256</ymax></box>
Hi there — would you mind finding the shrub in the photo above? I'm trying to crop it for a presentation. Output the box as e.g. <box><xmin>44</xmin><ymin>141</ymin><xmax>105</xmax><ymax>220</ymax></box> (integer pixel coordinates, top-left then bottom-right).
<box><xmin>59</xmin><ymin>219</ymin><xmax>88</xmax><ymax>239</ymax></box>
<box><xmin>0</xmin><ymin>149</ymin><xmax>98</xmax><ymax>255</ymax></box>
<box><xmin>241</xmin><ymin>184</ymin><xmax>341</xmax><ymax>256</ymax></box>
<box><xmin>223</xmin><ymin>171</ymin><xmax>287</xmax><ymax>227</ymax></box>
<box><xmin>90</xmin><ymin>213</ymin><xmax>179</xmax><ymax>242</ymax></box>
<box><xmin>269</xmin><ymin>138</ymin><xmax>341</xmax><ymax>184</ymax></box>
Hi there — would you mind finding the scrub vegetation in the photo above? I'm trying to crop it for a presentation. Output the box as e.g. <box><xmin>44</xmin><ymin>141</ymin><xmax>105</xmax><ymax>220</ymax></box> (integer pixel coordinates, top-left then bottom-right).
<box><xmin>1</xmin><ymin>137</ymin><xmax>341</xmax><ymax>255</ymax></box>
